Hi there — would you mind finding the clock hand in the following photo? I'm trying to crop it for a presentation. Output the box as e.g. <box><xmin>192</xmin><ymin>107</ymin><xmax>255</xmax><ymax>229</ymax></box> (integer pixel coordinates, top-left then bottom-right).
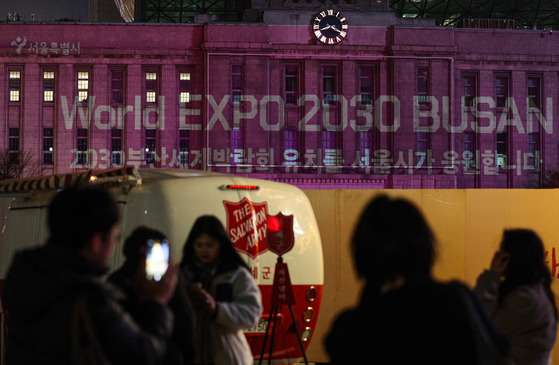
<box><xmin>319</xmin><ymin>24</ymin><xmax>332</xmax><ymax>31</ymax></box>
<box><xmin>330</xmin><ymin>26</ymin><xmax>342</xmax><ymax>33</ymax></box>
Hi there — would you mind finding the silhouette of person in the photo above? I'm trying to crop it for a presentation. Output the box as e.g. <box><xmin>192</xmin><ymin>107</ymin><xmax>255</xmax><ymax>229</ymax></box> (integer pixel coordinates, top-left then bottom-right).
<box><xmin>325</xmin><ymin>194</ymin><xmax>509</xmax><ymax>364</ymax></box>
<box><xmin>109</xmin><ymin>226</ymin><xmax>196</xmax><ymax>364</ymax></box>
<box><xmin>474</xmin><ymin>229</ymin><xmax>557</xmax><ymax>365</ymax></box>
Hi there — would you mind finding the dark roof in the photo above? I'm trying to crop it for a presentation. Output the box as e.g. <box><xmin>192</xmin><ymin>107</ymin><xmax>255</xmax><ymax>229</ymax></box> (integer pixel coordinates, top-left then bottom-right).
<box><xmin>389</xmin><ymin>0</ymin><xmax>559</xmax><ymax>30</ymax></box>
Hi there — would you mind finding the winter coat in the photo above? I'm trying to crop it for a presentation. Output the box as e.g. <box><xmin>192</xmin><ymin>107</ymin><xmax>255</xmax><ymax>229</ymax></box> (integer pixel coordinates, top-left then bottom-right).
<box><xmin>474</xmin><ymin>270</ymin><xmax>557</xmax><ymax>365</ymax></box>
<box><xmin>4</xmin><ymin>244</ymin><xmax>173</xmax><ymax>365</ymax></box>
<box><xmin>183</xmin><ymin>265</ymin><xmax>262</xmax><ymax>365</ymax></box>
<box><xmin>325</xmin><ymin>276</ymin><xmax>509</xmax><ymax>364</ymax></box>
<box><xmin>109</xmin><ymin>262</ymin><xmax>197</xmax><ymax>365</ymax></box>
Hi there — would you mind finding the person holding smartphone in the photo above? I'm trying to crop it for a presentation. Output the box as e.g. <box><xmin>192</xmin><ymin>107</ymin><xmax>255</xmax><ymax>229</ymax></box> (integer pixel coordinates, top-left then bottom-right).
<box><xmin>474</xmin><ymin>229</ymin><xmax>558</xmax><ymax>365</ymax></box>
<box><xmin>109</xmin><ymin>226</ymin><xmax>196</xmax><ymax>365</ymax></box>
<box><xmin>4</xmin><ymin>186</ymin><xmax>178</xmax><ymax>365</ymax></box>
<box><xmin>180</xmin><ymin>215</ymin><xmax>262</xmax><ymax>365</ymax></box>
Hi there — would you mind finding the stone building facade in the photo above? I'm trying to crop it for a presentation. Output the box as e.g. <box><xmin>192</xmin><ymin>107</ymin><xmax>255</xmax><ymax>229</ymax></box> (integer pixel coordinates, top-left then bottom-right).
<box><xmin>0</xmin><ymin>11</ymin><xmax>557</xmax><ymax>188</ymax></box>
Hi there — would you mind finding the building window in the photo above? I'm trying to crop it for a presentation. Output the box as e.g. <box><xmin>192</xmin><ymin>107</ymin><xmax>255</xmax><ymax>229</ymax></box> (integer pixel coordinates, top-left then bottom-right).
<box><xmin>283</xmin><ymin>129</ymin><xmax>299</xmax><ymax>166</ymax></box>
<box><xmin>527</xmin><ymin>76</ymin><xmax>541</xmax><ymax>108</ymax></box>
<box><xmin>145</xmin><ymin>129</ymin><xmax>157</xmax><ymax>165</ymax></box>
<box><xmin>359</xmin><ymin>66</ymin><xmax>374</xmax><ymax>106</ymax></box>
<box><xmin>230</xmin><ymin>129</ymin><xmax>243</xmax><ymax>165</ymax></box>
<box><xmin>179</xmin><ymin>130</ymin><xmax>190</xmax><ymax>167</ymax></box>
<box><xmin>8</xmin><ymin>128</ymin><xmax>19</xmax><ymax>164</ymax></box>
<box><xmin>285</xmin><ymin>65</ymin><xmax>299</xmax><ymax>105</ymax></box>
<box><xmin>179</xmin><ymin>72</ymin><xmax>191</xmax><ymax>104</ymax></box>
<box><xmin>43</xmin><ymin>128</ymin><xmax>54</xmax><ymax>165</ymax></box>
<box><xmin>417</xmin><ymin>66</ymin><xmax>429</xmax><ymax>106</ymax></box>
<box><xmin>77</xmin><ymin>128</ymin><xmax>88</xmax><ymax>166</ymax></box>
<box><xmin>528</xmin><ymin>132</ymin><xmax>540</xmax><ymax>170</ymax></box>
<box><xmin>495</xmin><ymin>75</ymin><xmax>509</xmax><ymax>109</ymax></box>
<box><xmin>463</xmin><ymin>131</ymin><xmax>476</xmax><ymax>168</ymax></box>
<box><xmin>231</xmin><ymin>65</ymin><xmax>242</xmax><ymax>103</ymax></box>
<box><xmin>9</xmin><ymin>70</ymin><xmax>21</xmax><ymax>102</ymax></box>
<box><xmin>496</xmin><ymin>132</ymin><xmax>507</xmax><ymax>168</ymax></box>
<box><xmin>357</xmin><ymin>130</ymin><xmax>373</xmax><ymax>169</ymax></box>
<box><xmin>416</xmin><ymin>131</ymin><xmax>429</xmax><ymax>164</ymax></box>
<box><xmin>322</xmin><ymin>66</ymin><xmax>337</xmax><ymax>105</ymax></box>
<box><xmin>110</xmin><ymin>69</ymin><xmax>124</xmax><ymax>104</ymax></box>
<box><xmin>145</xmin><ymin>71</ymin><xmax>158</xmax><ymax>104</ymax></box>
<box><xmin>463</xmin><ymin>74</ymin><xmax>477</xmax><ymax>108</ymax></box>
<box><xmin>111</xmin><ymin>128</ymin><xmax>123</xmax><ymax>166</ymax></box>
<box><xmin>42</xmin><ymin>70</ymin><xmax>55</xmax><ymax>102</ymax></box>
<box><xmin>322</xmin><ymin>130</ymin><xmax>341</xmax><ymax>167</ymax></box>
<box><xmin>77</xmin><ymin>71</ymin><xmax>89</xmax><ymax>102</ymax></box>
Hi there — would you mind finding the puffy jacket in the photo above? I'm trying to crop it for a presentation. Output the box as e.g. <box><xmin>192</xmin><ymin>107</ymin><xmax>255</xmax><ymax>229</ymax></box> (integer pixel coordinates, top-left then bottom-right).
<box><xmin>183</xmin><ymin>265</ymin><xmax>262</xmax><ymax>365</ymax></box>
<box><xmin>5</xmin><ymin>244</ymin><xmax>173</xmax><ymax>365</ymax></box>
<box><xmin>474</xmin><ymin>270</ymin><xmax>557</xmax><ymax>365</ymax></box>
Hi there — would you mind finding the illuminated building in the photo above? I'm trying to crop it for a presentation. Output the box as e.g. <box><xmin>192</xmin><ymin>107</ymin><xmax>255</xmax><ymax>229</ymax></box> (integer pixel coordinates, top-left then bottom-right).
<box><xmin>0</xmin><ymin>0</ymin><xmax>557</xmax><ymax>188</ymax></box>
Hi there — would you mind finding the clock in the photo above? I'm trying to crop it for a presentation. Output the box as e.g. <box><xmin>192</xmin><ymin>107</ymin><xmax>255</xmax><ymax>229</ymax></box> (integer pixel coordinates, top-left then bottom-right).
<box><xmin>312</xmin><ymin>9</ymin><xmax>348</xmax><ymax>45</ymax></box>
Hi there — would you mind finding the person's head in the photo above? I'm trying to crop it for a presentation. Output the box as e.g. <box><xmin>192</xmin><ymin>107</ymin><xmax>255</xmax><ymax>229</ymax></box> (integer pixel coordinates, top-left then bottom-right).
<box><xmin>352</xmin><ymin>195</ymin><xmax>435</xmax><ymax>289</ymax></box>
<box><xmin>500</xmin><ymin>229</ymin><xmax>548</xmax><ymax>285</ymax></box>
<box><xmin>122</xmin><ymin>226</ymin><xmax>167</xmax><ymax>263</ymax></box>
<box><xmin>181</xmin><ymin>215</ymin><xmax>248</xmax><ymax>272</ymax></box>
<box><xmin>498</xmin><ymin>228</ymin><xmax>557</xmax><ymax>319</ymax></box>
<box><xmin>48</xmin><ymin>185</ymin><xmax>120</xmax><ymax>264</ymax></box>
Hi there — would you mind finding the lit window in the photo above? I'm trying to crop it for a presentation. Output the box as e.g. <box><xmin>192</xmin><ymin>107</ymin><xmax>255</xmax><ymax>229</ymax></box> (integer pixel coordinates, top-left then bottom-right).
<box><xmin>180</xmin><ymin>72</ymin><xmax>191</xmax><ymax>103</ymax></box>
<box><xmin>145</xmin><ymin>71</ymin><xmax>158</xmax><ymax>104</ymax></box>
<box><xmin>77</xmin><ymin>71</ymin><xmax>89</xmax><ymax>102</ymax></box>
<box><xmin>9</xmin><ymin>70</ymin><xmax>21</xmax><ymax>102</ymax></box>
<box><xmin>9</xmin><ymin>90</ymin><xmax>20</xmax><ymax>102</ymax></box>
<box><xmin>44</xmin><ymin>70</ymin><xmax>55</xmax><ymax>102</ymax></box>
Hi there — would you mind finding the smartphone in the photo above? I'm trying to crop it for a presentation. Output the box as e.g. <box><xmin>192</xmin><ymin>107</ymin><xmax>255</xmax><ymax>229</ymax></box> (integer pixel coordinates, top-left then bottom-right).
<box><xmin>145</xmin><ymin>238</ymin><xmax>170</xmax><ymax>281</ymax></box>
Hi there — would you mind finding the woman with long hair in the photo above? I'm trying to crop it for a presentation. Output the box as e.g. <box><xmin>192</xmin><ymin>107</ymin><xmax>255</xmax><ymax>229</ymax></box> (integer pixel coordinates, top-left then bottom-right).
<box><xmin>474</xmin><ymin>229</ymin><xmax>557</xmax><ymax>365</ymax></box>
<box><xmin>180</xmin><ymin>215</ymin><xmax>262</xmax><ymax>365</ymax></box>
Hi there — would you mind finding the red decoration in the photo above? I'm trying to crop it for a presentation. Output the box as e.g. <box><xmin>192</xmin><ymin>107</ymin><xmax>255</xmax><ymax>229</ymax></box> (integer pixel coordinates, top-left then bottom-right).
<box><xmin>223</xmin><ymin>198</ymin><xmax>269</xmax><ymax>259</ymax></box>
<box><xmin>266</xmin><ymin>213</ymin><xmax>294</xmax><ymax>256</ymax></box>
<box><xmin>271</xmin><ymin>262</ymin><xmax>295</xmax><ymax>305</ymax></box>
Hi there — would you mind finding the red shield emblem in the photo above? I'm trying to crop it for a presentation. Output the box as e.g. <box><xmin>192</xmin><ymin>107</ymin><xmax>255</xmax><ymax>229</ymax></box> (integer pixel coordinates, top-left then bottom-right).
<box><xmin>223</xmin><ymin>198</ymin><xmax>269</xmax><ymax>259</ymax></box>
<box><xmin>266</xmin><ymin>213</ymin><xmax>294</xmax><ymax>256</ymax></box>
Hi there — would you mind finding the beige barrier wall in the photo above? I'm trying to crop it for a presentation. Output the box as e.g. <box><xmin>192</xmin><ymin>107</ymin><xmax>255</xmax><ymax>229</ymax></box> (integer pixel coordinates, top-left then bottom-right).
<box><xmin>303</xmin><ymin>189</ymin><xmax>559</xmax><ymax>364</ymax></box>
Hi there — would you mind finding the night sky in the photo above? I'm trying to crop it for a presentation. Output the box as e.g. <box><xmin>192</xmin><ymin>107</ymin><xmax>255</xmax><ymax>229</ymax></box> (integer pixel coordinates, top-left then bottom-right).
<box><xmin>1</xmin><ymin>0</ymin><xmax>90</xmax><ymax>22</ymax></box>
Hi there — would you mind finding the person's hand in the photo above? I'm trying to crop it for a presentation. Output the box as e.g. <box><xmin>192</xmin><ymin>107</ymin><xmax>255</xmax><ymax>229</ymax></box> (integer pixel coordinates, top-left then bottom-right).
<box><xmin>490</xmin><ymin>250</ymin><xmax>510</xmax><ymax>274</ymax></box>
<box><xmin>134</xmin><ymin>259</ymin><xmax>179</xmax><ymax>305</ymax></box>
<box><xmin>187</xmin><ymin>283</ymin><xmax>217</xmax><ymax>314</ymax></box>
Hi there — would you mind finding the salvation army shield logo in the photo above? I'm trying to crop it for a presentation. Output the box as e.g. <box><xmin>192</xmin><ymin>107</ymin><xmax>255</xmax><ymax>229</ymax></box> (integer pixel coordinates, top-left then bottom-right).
<box><xmin>266</xmin><ymin>213</ymin><xmax>294</xmax><ymax>256</ymax></box>
<box><xmin>223</xmin><ymin>198</ymin><xmax>269</xmax><ymax>259</ymax></box>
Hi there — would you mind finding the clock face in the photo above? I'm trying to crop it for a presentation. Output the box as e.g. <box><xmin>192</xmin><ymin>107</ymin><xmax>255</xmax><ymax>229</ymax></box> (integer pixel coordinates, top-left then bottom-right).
<box><xmin>312</xmin><ymin>9</ymin><xmax>348</xmax><ymax>45</ymax></box>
